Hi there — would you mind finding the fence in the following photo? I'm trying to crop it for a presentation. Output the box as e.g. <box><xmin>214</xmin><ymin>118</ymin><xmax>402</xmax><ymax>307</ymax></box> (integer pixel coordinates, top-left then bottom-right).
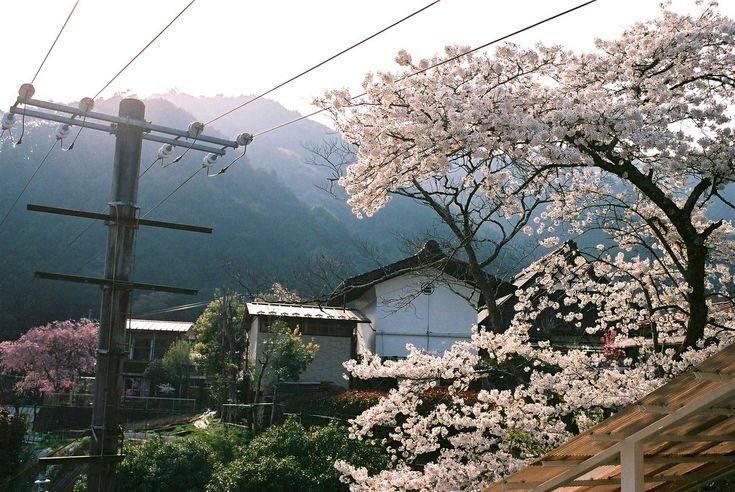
<box><xmin>42</xmin><ymin>393</ymin><xmax>197</xmax><ymax>413</ymax></box>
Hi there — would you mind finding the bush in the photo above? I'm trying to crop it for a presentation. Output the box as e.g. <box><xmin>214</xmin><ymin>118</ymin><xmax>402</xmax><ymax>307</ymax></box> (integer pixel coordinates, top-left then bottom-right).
<box><xmin>0</xmin><ymin>408</ymin><xmax>26</xmax><ymax>475</ymax></box>
<box><xmin>114</xmin><ymin>437</ymin><xmax>216</xmax><ymax>492</ymax></box>
<box><xmin>208</xmin><ymin>418</ymin><xmax>388</xmax><ymax>491</ymax></box>
<box><xmin>286</xmin><ymin>390</ymin><xmax>387</xmax><ymax>418</ymax></box>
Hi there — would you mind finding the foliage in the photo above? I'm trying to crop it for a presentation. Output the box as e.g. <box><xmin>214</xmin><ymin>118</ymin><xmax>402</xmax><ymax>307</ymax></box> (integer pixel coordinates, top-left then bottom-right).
<box><xmin>0</xmin><ymin>319</ymin><xmax>96</xmax><ymax>394</ymax></box>
<box><xmin>0</xmin><ymin>408</ymin><xmax>26</xmax><ymax>475</ymax></box>
<box><xmin>192</xmin><ymin>292</ymin><xmax>249</xmax><ymax>405</ymax></box>
<box><xmin>71</xmin><ymin>421</ymin><xmax>383</xmax><ymax>492</ymax></box>
<box><xmin>207</xmin><ymin>418</ymin><xmax>388</xmax><ymax>492</ymax></box>
<box><xmin>265</xmin><ymin>322</ymin><xmax>319</xmax><ymax>383</ymax></box>
<box><xmin>252</xmin><ymin>320</ymin><xmax>319</xmax><ymax>403</ymax></box>
<box><xmin>254</xmin><ymin>282</ymin><xmax>303</xmax><ymax>303</ymax></box>
<box><xmin>143</xmin><ymin>359</ymin><xmax>175</xmax><ymax>395</ymax></box>
<box><xmin>114</xmin><ymin>437</ymin><xmax>216</xmax><ymax>492</ymax></box>
<box><xmin>162</xmin><ymin>339</ymin><xmax>193</xmax><ymax>377</ymax></box>
<box><xmin>197</xmin><ymin>426</ymin><xmax>251</xmax><ymax>463</ymax></box>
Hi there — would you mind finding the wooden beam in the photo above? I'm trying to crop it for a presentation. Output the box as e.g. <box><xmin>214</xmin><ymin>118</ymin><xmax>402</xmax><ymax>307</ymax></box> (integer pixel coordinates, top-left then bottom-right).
<box><xmin>27</xmin><ymin>204</ymin><xmax>212</xmax><ymax>234</ymax></box>
<box><xmin>693</xmin><ymin>371</ymin><xmax>735</xmax><ymax>382</ymax></box>
<box><xmin>591</xmin><ymin>432</ymin><xmax>735</xmax><ymax>443</ymax></box>
<box><xmin>638</xmin><ymin>404</ymin><xmax>735</xmax><ymax>416</ymax></box>
<box><xmin>503</xmin><ymin>475</ymin><xmax>681</xmax><ymax>489</ymax></box>
<box><xmin>35</xmin><ymin>271</ymin><xmax>198</xmax><ymax>295</ymax></box>
<box><xmin>531</xmin><ymin>378</ymin><xmax>735</xmax><ymax>491</ymax></box>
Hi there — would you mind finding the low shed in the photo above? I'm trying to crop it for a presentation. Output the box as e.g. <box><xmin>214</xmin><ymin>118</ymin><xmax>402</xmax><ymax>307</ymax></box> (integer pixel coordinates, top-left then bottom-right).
<box><xmin>246</xmin><ymin>302</ymin><xmax>371</xmax><ymax>388</ymax></box>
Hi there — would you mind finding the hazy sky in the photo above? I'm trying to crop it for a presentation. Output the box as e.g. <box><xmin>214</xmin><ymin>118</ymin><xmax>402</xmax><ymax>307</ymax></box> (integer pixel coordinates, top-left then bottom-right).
<box><xmin>3</xmin><ymin>0</ymin><xmax>733</xmax><ymax>128</ymax></box>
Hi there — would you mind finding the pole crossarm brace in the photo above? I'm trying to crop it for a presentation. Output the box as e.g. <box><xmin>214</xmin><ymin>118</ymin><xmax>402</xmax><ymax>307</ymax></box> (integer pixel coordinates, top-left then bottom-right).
<box><xmin>19</xmin><ymin>98</ymin><xmax>238</xmax><ymax>148</ymax></box>
<box><xmin>35</xmin><ymin>271</ymin><xmax>198</xmax><ymax>296</ymax></box>
<box><xmin>10</xmin><ymin>106</ymin><xmax>231</xmax><ymax>156</ymax></box>
<box><xmin>10</xmin><ymin>99</ymin><xmax>240</xmax><ymax>156</ymax></box>
<box><xmin>27</xmin><ymin>204</ymin><xmax>212</xmax><ymax>234</ymax></box>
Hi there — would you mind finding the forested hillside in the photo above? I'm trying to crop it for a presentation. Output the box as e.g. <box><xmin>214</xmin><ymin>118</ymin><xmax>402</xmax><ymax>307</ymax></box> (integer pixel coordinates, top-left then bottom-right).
<box><xmin>0</xmin><ymin>94</ymin><xmax>438</xmax><ymax>340</ymax></box>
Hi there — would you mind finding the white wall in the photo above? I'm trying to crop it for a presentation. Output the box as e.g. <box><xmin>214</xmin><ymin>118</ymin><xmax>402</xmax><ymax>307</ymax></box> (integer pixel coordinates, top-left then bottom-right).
<box><xmin>249</xmin><ymin>318</ymin><xmax>352</xmax><ymax>389</ymax></box>
<box><xmin>353</xmin><ymin>290</ymin><xmax>377</xmax><ymax>356</ymax></box>
<box><xmin>366</xmin><ymin>270</ymin><xmax>479</xmax><ymax>357</ymax></box>
<box><xmin>298</xmin><ymin>335</ymin><xmax>351</xmax><ymax>388</ymax></box>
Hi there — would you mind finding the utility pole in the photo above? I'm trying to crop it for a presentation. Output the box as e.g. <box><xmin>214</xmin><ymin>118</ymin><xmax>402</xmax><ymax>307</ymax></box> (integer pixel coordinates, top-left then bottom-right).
<box><xmin>87</xmin><ymin>98</ymin><xmax>145</xmax><ymax>491</ymax></box>
<box><xmin>7</xmin><ymin>88</ymin><xmax>250</xmax><ymax>491</ymax></box>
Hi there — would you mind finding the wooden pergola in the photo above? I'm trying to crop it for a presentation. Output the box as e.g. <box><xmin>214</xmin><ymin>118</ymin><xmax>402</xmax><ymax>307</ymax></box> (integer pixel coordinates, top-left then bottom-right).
<box><xmin>486</xmin><ymin>343</ymin><xmax>735</xmax><ymax>491</ymax></box>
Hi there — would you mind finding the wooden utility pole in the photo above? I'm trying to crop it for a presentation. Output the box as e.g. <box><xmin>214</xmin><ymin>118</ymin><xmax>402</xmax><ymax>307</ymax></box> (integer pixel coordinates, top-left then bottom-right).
<box><xmin>87</xmin><ymin>98</ymin><xmax>145</xmax><ymax>491</ymax></box>
<box><xmin>9</xmin><ymin>94</ymin><xmax>247</xmax><ymax>491</ymax></box>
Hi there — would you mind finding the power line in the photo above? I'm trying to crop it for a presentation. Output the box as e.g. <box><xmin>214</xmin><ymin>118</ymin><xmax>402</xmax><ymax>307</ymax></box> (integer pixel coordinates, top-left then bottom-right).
<box><xmin>252</xmin><ymin>0</ymin><xmax>599</xmax><ymax>138</ymax></box>
<box><xmin>31</xmin><ymin>0</ymin><xmax>81</xmax><ymax>84</ymax></box>
<box><xmin>93</xmin><ymin>0</ymin><xmax>197</xmax><ymax>99</ymax></box>
<box><xmin>0</xmin><ymin>139</ymin><xmax>59</xmax><ymax>229</ymax></box>
<box><xmin>205</xmin><ymin>0</ymin><xmax>442</xmax><ymax>125</ymax></box>
<box><xmin>132</xmin><ymin>1</ymin><xmax>600</xmax><ymax>226</ymax></box>
<box><xmin>141</xmin><ymin>166</ymin><xmax>202</xmax><ymax>219</ymax></box>
<box><xmin>133</xmin><ymin>301</ymin><xmax>210</xmax><ymax>318</ymax></box>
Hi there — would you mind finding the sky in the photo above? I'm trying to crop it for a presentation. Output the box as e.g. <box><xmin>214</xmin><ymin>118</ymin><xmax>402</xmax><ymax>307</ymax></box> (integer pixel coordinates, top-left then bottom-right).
<box><xmin>3</xmin><ymin>0</ymin><xmax>734</xmax><ymax>129</ymax></box>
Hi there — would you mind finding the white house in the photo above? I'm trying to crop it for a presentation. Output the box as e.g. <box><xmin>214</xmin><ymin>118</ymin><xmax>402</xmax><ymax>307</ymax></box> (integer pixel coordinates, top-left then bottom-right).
<box><xmin>245</xmin><ymin>242</ymin><xmax>513</xmax><ymax>388</ymax></box>
<box><xmin>329</xmin><ymin>241</ymin><xmax>499</xmax><ymax>358</ymax></box>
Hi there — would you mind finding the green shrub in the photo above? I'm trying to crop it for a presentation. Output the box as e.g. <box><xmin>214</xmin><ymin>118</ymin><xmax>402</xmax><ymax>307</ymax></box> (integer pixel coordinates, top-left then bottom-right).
<box><xmin>194</xmin><ymin>425</ymin><xmax>251</xmax><ymax>463</ymax></box>
<box><xmin>0</xmin><ymin>408</ymin><xmax>26</xmax><ymax>475</ymax></box>
<box><xmin>286</xmin><ymin>390</ymin><xmax>387</xmax><ymax>418</ymax></box>
<box><xmin>114</xmin><ymin>437</ymin><xmax>215</xmax><ymax>492</ymax></box>
<box><xmin>208</xmin><ymin>418</ymin><xmax>388</xmax><ymax>491</ymax></box>
<box><xmin>208</xmin><ymin>455</ymin><xmax>309</xmax><ymax>492</ymax></box>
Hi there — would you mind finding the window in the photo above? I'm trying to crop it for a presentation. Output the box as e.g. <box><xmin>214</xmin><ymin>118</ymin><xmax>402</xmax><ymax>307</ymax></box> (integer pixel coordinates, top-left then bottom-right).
<box><xmin>130</xmin><ymin>336</ymin><xmax>151</xmax><ymax>361</ymax></box>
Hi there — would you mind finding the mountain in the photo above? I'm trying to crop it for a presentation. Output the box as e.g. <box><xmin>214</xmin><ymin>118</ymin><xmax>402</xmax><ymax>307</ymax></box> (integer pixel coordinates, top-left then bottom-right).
<box><xmin>0</xmin><ymin>94</ymin><xmax>438</xmax><ymax>340</ymax></box>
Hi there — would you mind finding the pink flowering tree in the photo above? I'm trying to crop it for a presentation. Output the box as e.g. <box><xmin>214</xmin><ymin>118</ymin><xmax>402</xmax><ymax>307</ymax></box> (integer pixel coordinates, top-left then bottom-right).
<box><xmin>317</xmin><ymin>3</ymin><xmax>735</xmax><ymax>489</ymax></box>
<box><xmin>0</xmin><ymin>319</ymin><xmax>97</xmax><ymax>394</ymax></box>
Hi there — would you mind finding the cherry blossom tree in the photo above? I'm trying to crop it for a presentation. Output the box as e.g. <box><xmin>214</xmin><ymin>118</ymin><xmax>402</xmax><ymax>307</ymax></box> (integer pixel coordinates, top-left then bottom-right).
<box><xmin>0</xmin><ymin>319</ymin><xmax>97</xmax><ymax>394</ymax></box>
<box><xmin>317</xmin><ymin>2</ymin><xmax>735</xmax><ymax>489</ymax></box>
<box><xmin>318</xmin><ymin>1</ymin><xmax>735</xmax><ymax>349</ymax></box>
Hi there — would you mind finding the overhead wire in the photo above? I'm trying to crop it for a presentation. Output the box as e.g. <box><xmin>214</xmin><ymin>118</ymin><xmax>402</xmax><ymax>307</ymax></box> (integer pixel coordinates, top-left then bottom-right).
<box><xmin>31</xmin><ymin>0</ymin><xmax>81</xmax><ymax>84</ymax></box>
<box><xmin>10</xmin><ymin>0</ymin><xmax>80</xmax><ymax>146</ymax></box>
<box><xmin>138</xmin><ymin>1</ymin><xmax>446</xmax><ymax>211</ymax></box>
<box><xmin>205</xmin><ymin>0</ymin><xmax>442</xmax><ymax>125</ymax></box>
<box><xmin>141</xmin><ymin>167</ymin><xmax>203</xmax><ymax>219</ymax></box>
<box><xmin>139</xmin><ymin>0</ymin><xmax>600</xmax><ymax>221</ymax></box>
<box><xmin>252</xmin><ymin>0</ymin><xmax>600</xmax><ymax>138</ymax></box>
<box><xmin>132</xmin><ymin>301</ymin><xmax>210</xmax><ymax>318</ymax></box>
<box><xmin>93</xmin><ymin>0</ymin><xmax>198</xmax><ymax>99</ymax></box>
<box><xmin>0</xmin><ymin>139</ymin><xmax>59</xmax><ymax>229</ymax></box>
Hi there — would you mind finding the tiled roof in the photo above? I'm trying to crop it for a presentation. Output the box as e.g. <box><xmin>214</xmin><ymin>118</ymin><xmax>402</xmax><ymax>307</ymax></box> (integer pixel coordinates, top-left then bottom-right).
<box><xmin>246</xmin><ymin>302</ymin><xmax>370</xmax><ymax>323</ymax></box>
<box><xmin>126</xmin><ymin>319</ymin><xmax>194</xmax><ymax>332</ymax></box>
<box><xmin>329</xmin><ymin>240</ymin><xmax>512</xmax><ymax>305</ymax></box>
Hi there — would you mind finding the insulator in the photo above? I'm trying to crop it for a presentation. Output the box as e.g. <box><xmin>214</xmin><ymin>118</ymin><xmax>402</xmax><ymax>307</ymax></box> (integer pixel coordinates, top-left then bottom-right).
<box><xmin>236</xmin><ymin>132</ymin><xmax>253</xmax><ymax>147</ymax></box>
<box><xmin>55</xmin><ymin>124</ymin><xmax>71</xmax><ymax>140</ymax></box>
<box><xmin>188</xmin><ymin>121</ymin><xmax>204</xmax><ymax>138</ymax></box>
<box><xmin>158</xmin><ymin>143</ymin><xmax>174</xmax><ymax>159</ymax></box>
<box><xmin>79</xmin><ymin>97</ymin><xmax>95</xmax><ymax>114</ymax></box>
<box><xmin>1</xmin><ymin>113</ymin><xmax>15</xmax><ymax>131</ymax></box>
<box><xmin>202</xmin><ymin>153</ymin><xmax>219</xmax><ymax>168</ymax></box>
<box><xmin>18</xmin><ymin>83</ymin><xmax>35</xmax><ymax>102</ymax></box>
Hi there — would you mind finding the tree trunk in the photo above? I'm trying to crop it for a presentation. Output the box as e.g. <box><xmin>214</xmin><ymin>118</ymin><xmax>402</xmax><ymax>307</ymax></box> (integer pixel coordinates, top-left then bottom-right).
<box><xmin>682</xmin><ymin>243</ymin><xmax>708</xmax><ymax>350</ymax></box>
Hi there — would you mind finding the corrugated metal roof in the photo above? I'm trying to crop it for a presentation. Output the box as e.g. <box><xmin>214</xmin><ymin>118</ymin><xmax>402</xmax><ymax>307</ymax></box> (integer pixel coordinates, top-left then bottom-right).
<box><xmin>126</xmin><ymin>319</ymin><xmax>194</xmax><ymax>332</ymax></box>
<box><xmin>246</xmin><ymin>302</ymin><xmax>370</xmax><ymax>323</ymax></box>
<box><xmin>486</xmin><ymin>342</ymin><xmax>735</xmax><ymax>491</ymax></box>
